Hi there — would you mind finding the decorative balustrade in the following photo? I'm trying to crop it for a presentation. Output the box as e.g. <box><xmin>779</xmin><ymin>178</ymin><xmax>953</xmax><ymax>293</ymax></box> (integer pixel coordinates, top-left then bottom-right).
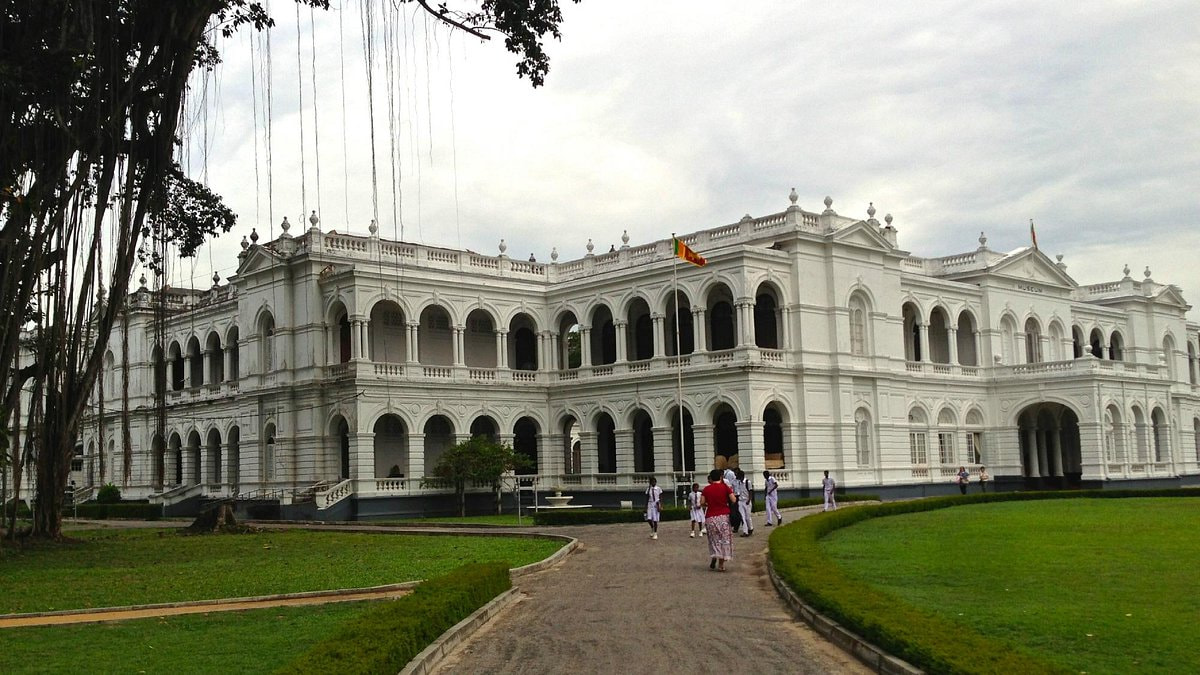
<box><xmin>469</xmin><ymin>368</ymin><xmax>497</xmax><ymax>381</ymax></box>
<box><xmin>910</xmin><ymin>466</ymin><xmax>930</xmax><ymax>479</ymax></box>
<box><xmin>628</xmin><ymin>361</ymin><xmax>651</xmax><ymax>373</ymax></box>
<box><xmin>423</xmin><ymin>366</ymin><xmax>452</xmax><ymax>378</ymax></box>
<box><xmin>373</xmin><ymin>363</ymin><xmax>404</xmax><ymax>377</ymax></box>
<box><xmin>512</xmin><ymin>371</ymin><xmax>537</xmax><ymax>383</ymax></box>
<box><xmin>759</xmin><ymin>349</ymin><xmax>784</xmax><ymax>364</ymax></box>
<box><xmin>708</xmin><ymin>350</ymin><xmax>735</xmax><ymax>364</ymax></box>
<box><xmin>592</xmin><ymin>365</ymin><xmax>614</xmax><ymax>377</ymax></box>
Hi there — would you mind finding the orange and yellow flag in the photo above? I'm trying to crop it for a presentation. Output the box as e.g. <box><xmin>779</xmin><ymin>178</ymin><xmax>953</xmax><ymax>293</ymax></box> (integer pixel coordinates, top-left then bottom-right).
<box><xmin>673</xmin><ymin>238</ymin><xmax>707</xmax><ymax>267</ymax></box>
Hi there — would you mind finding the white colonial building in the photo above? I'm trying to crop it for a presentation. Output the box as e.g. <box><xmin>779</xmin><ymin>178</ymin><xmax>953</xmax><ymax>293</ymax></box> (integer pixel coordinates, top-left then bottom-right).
<box><xmin>61</xmin><ymin>190</ymin><xmax>1200</xmax><ymax>516</ymax></box>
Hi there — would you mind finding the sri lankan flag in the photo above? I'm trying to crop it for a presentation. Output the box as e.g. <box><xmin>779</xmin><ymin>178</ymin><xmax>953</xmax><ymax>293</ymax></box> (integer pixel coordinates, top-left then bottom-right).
<box><xmin>673</xmin><ymin>238</ymin><xmax>707</xmax><ymax>267</ymax></box>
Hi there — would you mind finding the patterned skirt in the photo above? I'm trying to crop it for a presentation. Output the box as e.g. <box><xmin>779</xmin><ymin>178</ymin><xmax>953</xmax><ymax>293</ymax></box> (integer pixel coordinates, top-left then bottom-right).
<box><xmin>705</xmin><ymin>513</ymin><xmax>733</xmax><ymax>561</ymax></box>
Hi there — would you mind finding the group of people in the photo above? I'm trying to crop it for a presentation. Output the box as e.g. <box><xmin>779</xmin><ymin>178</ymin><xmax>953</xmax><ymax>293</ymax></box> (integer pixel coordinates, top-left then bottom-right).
<box><xmin>955</xmin><ymin>466</ymin><xmax>991</xmax><ymax>494</ymax></box>
<box><xmin>643</xmin><ymin>468</ymin><xmax>839</xmax><ymax>573</ymax></box>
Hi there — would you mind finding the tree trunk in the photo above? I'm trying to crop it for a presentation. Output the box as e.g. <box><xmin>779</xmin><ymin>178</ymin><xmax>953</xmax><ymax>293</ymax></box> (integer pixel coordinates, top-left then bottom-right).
<box><xmin>458</xmin><ymin>483</ymin><xmax>466</xmax><ymax>517</ymax></box>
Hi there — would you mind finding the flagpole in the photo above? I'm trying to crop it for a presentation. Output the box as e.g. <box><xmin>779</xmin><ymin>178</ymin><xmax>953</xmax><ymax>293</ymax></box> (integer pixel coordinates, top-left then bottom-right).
<box><xmin>672</xmin><ymin>234</ymin><xmax>688</xmax><ymax>486</ymax></box>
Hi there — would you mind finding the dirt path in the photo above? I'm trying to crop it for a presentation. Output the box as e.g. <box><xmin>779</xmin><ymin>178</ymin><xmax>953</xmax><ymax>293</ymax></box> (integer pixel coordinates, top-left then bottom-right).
<box><xmin>434</xmin><ymin>507</ymin><xmax>869</xmax><ymax>675</ymax></box>
<box><xmin>0</xmin><ymin>588</ymin><xmax>411</xmax><ymax>629</ymax></box>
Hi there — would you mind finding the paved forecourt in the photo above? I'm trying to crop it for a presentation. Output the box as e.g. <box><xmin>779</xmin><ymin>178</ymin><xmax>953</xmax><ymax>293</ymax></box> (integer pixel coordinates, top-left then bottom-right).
<box><xmin>434</xmin><ymin>506</ymin><xmax>868</xmax><ymax>674</ymax></box>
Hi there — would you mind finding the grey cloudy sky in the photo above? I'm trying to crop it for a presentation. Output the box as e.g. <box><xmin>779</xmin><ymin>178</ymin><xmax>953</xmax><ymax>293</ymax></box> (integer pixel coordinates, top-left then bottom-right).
<box><xmin>181</xmin><ymin>0</ymin><xmax>1200</xmax><ymax>314</ymax></box>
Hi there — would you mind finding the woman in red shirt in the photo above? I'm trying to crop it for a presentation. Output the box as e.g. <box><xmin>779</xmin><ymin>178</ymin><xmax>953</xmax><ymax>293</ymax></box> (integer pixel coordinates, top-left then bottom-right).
<box><xmin>700</xmin><ymin>468</ymin><xmax>737</xmax><ymax>571</ymax></box>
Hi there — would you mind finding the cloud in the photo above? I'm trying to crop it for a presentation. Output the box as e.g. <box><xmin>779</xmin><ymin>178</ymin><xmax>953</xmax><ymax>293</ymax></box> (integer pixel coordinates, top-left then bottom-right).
<box><xmin>180</xmin><ymin>0</ymin><xmax>1200</xmax><ymax>315</ymax></box>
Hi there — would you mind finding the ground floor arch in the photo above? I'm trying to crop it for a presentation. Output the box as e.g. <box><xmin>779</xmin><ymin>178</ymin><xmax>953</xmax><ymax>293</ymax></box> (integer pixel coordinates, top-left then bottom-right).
<box><xmin>513</xmin><ymin>417</ymin><xmax>539</xmax><ymax>475</ymax></box>
<box><xmin>670</xmin><ymin>406</ymin><xmax>696</xmax><ymax>473</ymax></box>
<box><xmin>1017</xmin><ymin>402</ymin><xmax>1082</xmax><ymax>488</ymax></box>
<box><xmin>596</xmin><ymin>413</ymin><xmax>617</xmax><ymax>473</ymax></box>
<box><xmin>374</xmin><ymin>414</ymin><xmax>409</xmax><ymax>478</ymax></box>
<box><xmin>713</xmin><ymin>404</ymin><xmax>739</xmax><ymax>469</ymax></box>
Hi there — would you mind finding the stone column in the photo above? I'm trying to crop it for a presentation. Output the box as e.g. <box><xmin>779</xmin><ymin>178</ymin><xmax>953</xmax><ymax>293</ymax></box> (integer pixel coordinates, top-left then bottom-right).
<box><xmin>1022</xmin><ymin>428</ymin><xmax>1037</xmax><ymax>477</ymax></box>
<box><xmin>693</xmin><ymin>308</ymin><xmax>708</xmax><ymax>352</ymax></box>
<box><xmin>947</xmin><ymin>327</ymin><xmax>959</xmax><ymax>365</ymax></box>
<box><xmin>182</xmin><ymin>356</ymin><xmax>192</xmax><ymax>388</ymax></box>
<box><xmin>736</xmin><ymin>301</ymin><xmax>752</xmax><ymax>347</ymax></box>
<box><xmin>539</xmin><ymin>433</ymin><xmax>562</xmax><ymax>476</ymax></box>
<box><xmin>736</xmin><ymin>419</ymin><xmax>764</xmax><ymax>474</ymax></box>
<box><xmin>780</xmin><ymin>306</ymin><xmax>792</xmax><ymax>350</ymax></box>
<box><xmin>225</xmin><ymin>347</ymin><xmax>236</xmax><ymax>382</ymax></box>
<box><xmin>918</xmin><ymin>324</ymin><xmax>930</xmax><ymax>363</ymax></box>
<box><xmin>694</xmin><ymin>424</ymin><xmax>715</xmax><ymax>471</ymax></box>
<box><xmin>614</xmin><ymin>428</ymin><xmax>635</xmax><ymax>475</ymax></box>
<box><xmin>349</xmin><ymin>432</ymin><xmax>375</xmax><ymax>482</ymax></box>
<box><xmin>406</xmin><ymin>322</ymin><xmax>419</xmax><ymax>363</ymax></box>
<box><xmin>652</xmin><ymin>314</ymin><xmax>665</xmax><ymax>357</ymax></box>
<box><xmin>452</xmin><ymin>327</ymin><xmax>465</xmax><ymax>366</ymax></box>
<box><xmin>580</xmin><ymin>327</ymin><xmax>592</xmax><ymax>367</ymax></box>
<box><xmin>578</xmin><ymin>431</ymin><xmax>598</xmax><ymax>475</ymax></box>
<box><xmin>550</xmin><ymin>332</ymin><xmax>561</xmax><ymax>370</ymax></box>
<box><xmin>1036</xmin><ymin>429</ymin><xmax>1049</xmax><ymax>477</ymax></box>
<box><xmin>496</xmin><ymin>329</ymin><xmax>508</xmax><ymax>369</ymax></box>
<box><xmin>614</xmin><ymin>320</ymin><xmax>628</xmax><ymax>362</ymax></box>
<box><xmin>1049</xmin><ymin>426</ymin><xmax>1063</xmax><ymax>476</ymax></box>
<box><xmin>536</xmin><ymin>332</ymin><xmax>547</xmax><ymax>371</ymax></box>
<box><xmin>202</xmin><ymin>349</ymin><xmax>213</xmax><ymax>385</ymax></box>
<box><xmin>652</xmin><ymin>426</ymin><xmax>673</xmax><ymax>474</ymax></box>
<box><xmin>973</xmin><ymin>331</ymin><xmax>982</xmax><ymax>367</ymax></box>
<box><xmin>1016</xmin><ymin>333</ymin><xmax>1027</xmax><ymax>364</ymax></box>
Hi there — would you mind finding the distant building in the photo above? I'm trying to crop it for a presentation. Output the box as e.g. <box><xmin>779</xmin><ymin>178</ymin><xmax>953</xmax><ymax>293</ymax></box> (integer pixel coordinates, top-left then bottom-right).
<box><xmin>58</xmin><ymin>192</ymin><xmax>1200</xmax><ymax>515</ymax></box>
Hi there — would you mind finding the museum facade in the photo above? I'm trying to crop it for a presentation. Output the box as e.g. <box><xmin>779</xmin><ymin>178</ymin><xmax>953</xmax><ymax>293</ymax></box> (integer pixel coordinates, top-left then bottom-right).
<box><xmin>67</xmin><ymin>190</ymin><xmax>1200</xmax><ymax>515</ymax></box>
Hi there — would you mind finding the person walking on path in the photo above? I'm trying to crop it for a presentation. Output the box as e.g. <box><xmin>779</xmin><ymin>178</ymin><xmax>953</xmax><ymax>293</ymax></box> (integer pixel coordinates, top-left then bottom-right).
<box><xmin>734</xmin><ymin>468</ymin><xmax>753</xmax><ymax>536</ymax></box>
<box><xmin>978</xmin><ymin>466</ymin><xmax>990</xmax><ymax>493</ymax></box>
<box><xmin>956</xmin><ymin>466</ymin><xmax>970</xmax><ymax>495</ymax></box>
<box><xmin>688</xmin><ymin>482</ymin><xmax>705</xmax><ymax>537</ymax></box>
<box><xmin>645</xmin><ymin>476</ymin><xmax>663</xmax><ymax>540</ymax></box>
<box><xmin>763</xmin><ymin>470</ymin><xmax>782</xmax><ymax>526</ymax></box>
<box><xmin>700</xmin><ymin>469</ymin><xmax>736</xmax><ymax>571</ymax></box>
<box><xmin>822</xmin><ymin>470</ymin><xmax>837</xmax><ymax>511</ymax></box>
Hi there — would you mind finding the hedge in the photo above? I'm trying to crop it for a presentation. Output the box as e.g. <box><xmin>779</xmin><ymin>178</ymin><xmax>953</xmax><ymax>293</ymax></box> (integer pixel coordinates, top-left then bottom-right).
<box><xmin>532</xmin><ymin>494</ymin><xmax>879</xmax><ymax>526</ymax></box>
<box><xmin>276</xmin><ymin>562</ymin><xmax>511</xmax><ymax>675</ymax></box>
<box><xmin>769</xmin><ymin>488</ymin><xmax>1200</xmax><ymax>674</ymax></box>
<box><xmin>68</xmin><ymin>502</ymin><xmax>162</xmax><ymax>520</ymax></box>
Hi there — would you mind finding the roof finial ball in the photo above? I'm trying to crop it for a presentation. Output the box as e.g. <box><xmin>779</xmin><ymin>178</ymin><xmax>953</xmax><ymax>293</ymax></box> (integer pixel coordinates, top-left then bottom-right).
<box><xmin>1144</xmin><ymin>266</ymin><xmax>1152</xmax><ymax>280</ymax></box>
<box><xmin>280</xmin><ymin>216</ymin><xmax>290</xmax><ymax>234</ymax></box>
<box><xmin>586</xmin><ymin>238</ymin><xmax>594</xmax><ymax>255</ymax></box>
<box><xmin>867</xmin><ymin>202</ymin><xmax>876</xmax><ymax>218</ymax></box>
<box><xmin>789</xmin><ymin>188</ymin><xmax>799</xmax><ymax>205</ymax></box>
<box><xmin>241</xmin><ymin>235</ymin><xmax>250</xmax><ymax>251</ymax></box>
<box><xmin>139</xmin><ymin>272</ymin><xmax>147</xmax><ymax>289</ymax></box>
<box><xmin>212</xmin><ymin>271</ymin><xmax>220</xmax><ymax>287</ymax></box>
<box><xmin>499</xmin><ymin>239</ymin><xmax>507</xmax><ymax>256</ymax></box>
<box><xmin>368</xmin><ymin>219</ymin><xmax>378</xmax><ymax>236</ymax></box>
<box><xmin>551</xmin><ymin>247</ymin><xmax>559</xmax><ymax>262</ymax></box>
<box><xmin>978</xmin><ymin>231</ymin><xmax>987</xmax><ymax>248</ymax></box>
<box><xmin>621</xmin><ymin>230</ymin><xmax>630</xmax><ymax>248</ymax></box>
<box><xmin>1123</xmin><ymin>264</ymin><xmax>1131</xmax><ymax>279</ymax></box>
<box><xmin>250</xmin><ymin>228</ymin><xmax>259</xmax><ymax>244</ymax></box>
<box><xmin>309</xmin><ymin>210</ymin><xmax>319</xmax><ymax>231</ymax></box>
<box><xmin>822</xmin><ymin>195</ymin><xmax>836</xmax><ymax>216</ymax></box>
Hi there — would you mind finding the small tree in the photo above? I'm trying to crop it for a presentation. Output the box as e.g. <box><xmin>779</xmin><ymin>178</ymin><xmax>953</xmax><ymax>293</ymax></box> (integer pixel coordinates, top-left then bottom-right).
<box><xmin>424</xmin><ymin>437</ymin><xmax>533</xmax><ymax>517</ymax></box>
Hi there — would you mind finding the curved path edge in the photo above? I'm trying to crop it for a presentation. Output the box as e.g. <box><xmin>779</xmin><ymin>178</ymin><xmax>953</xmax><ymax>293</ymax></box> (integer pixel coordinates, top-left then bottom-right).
<box><xmin>400</xmin><ymin>587</ymin><xmax>521</xmax><ymax>675</ymax></box>
<box><xmin>0</xmin><ymin>527</ymin><xmax>577</xmax><ymax>629</ymax></box>
<box><xmin>766</xmin><ymin>557</ymin><xmax>922</xmax><ymax>675</ymax></box>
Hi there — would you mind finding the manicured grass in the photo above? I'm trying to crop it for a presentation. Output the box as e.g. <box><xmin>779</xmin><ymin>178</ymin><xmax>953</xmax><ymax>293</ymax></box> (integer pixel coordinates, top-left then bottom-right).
<box><xmin>0</xmin><ymin>529</ymin><xmax>562</xmax><ymax>614</ymax></box>
<box><xmin>821</xmin><ymin>498</ymin><xmax>1200</xmax><ymax>674</ymax></box>
<box><xmin>0</xmin><ymin>602</ymin><xmax>370</xmax><ymax>674</ymax></box>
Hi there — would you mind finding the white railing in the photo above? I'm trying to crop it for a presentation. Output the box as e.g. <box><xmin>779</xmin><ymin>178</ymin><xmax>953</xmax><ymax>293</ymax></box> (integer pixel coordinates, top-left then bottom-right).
<box><xmin>374</xmin><ymin>363</ymin><xmax>404</xmax><ymax>377</ymax></box>
<box><xmin>149</xmin><ymin>482</ymin><xmax>205</xmax><ymax>506</ymax></box>
<box><xmin>423</xmin><ymin>366</ymin><xmax>452</xmax><ymax>378</ymax></box>
<box><xmin>315</xmin><ymin>479</ymin><xmax>353</xmax><ymax>510</ymax></box>
<box><xmin>592</xmin><ymin>365</ymin><xmax>614</xmax><ymax>377</ymax></box>
<box><xmin>469</xmin><ymin>368</ymin><xmax>497</xmax><ymax>381</ymax></box>
<box><xmin>512</xmin><ymin>371</ymin><xmax>537</xmax><ymax>383</ymax></box>
<box><xmin>911</xmin><ymin>466</ymin><xmax>930</xmax><ymax>479</ymax></box>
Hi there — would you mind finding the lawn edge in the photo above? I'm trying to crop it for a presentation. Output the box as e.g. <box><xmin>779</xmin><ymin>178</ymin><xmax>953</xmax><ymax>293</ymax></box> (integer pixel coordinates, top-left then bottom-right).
<box><xmin>398</xmin><ymin>586</ymin><xmax>521</xmax><ymax>675</ymax></box>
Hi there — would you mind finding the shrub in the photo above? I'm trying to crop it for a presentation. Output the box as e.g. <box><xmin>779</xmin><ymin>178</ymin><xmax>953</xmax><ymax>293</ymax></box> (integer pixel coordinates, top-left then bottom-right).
<box><xmin>96</xmin><ymin>483</ymin><xmax>122</xmax><ymax>503</ymax></box>
<box><xmin>769</xmin><ymin>489</ymin><xmax>1200</xmax><ymax>674</ymax></box>
<box><xmin>276</xmin><ymin>562</ymin><xmax>511</xmax><ymax>674</ymax></box>
<box><xmin>71</xmin><ymin>502</ymin><xmax>162</xmax><ymax>520</ymax></box>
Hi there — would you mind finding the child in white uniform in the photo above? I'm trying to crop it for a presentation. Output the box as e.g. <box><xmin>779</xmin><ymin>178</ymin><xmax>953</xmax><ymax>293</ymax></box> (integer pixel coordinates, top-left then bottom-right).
<box><xmin>645</xmin><ymin>476</ymin><xmax>663</xmax><ymax>539</ymax></box>
<box><xmin>763</xmin><ymin>470</ymin><xmax>782</xmax><ymax>525</ymax></box>
<box><xmin>734</xmin><ymin>468</ymin><xmax>753</xmax><ymax>536</ymax></box>
<box><xmin>688</xmin><ymin>482</ymin><xmax>705</xmax><ymax>537</ymax></box>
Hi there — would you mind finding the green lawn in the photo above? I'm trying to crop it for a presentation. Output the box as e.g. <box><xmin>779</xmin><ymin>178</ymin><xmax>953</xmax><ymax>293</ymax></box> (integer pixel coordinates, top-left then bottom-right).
<box><xmin>0</xmin><ymin>602</ymin><xmax>372</xmax><ymax>674</ymax></box>
<box><xmin>0</xmin><ymin>528</ymin><xmax>562</xmax><ymax>614</ymax></box>
<box><xmin>821</xmin><ymin>498</ymin><xmax>1200</xmax><ymax>674</ymax></box>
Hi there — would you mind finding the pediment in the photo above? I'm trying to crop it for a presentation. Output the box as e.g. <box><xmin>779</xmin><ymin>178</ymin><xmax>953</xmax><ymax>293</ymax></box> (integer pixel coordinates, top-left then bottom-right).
<box><xmin>1154</xmin><ymin>285</ymin><xmax>1191</xmax><ymax>310</ymax></box>
<box><xmin>986</xmin><ymin>249</ymin><xmax>1077</xmax><ymax>288</ymax></box>
<box><xmin>830</xmin><ymin>221</ymin><xmax>893</xmax><ymax>251</ymax></box>
<box><xmin>235</xmin><ymin>246</ymin><xmax>282</xmax><ymax>277</ymax></box>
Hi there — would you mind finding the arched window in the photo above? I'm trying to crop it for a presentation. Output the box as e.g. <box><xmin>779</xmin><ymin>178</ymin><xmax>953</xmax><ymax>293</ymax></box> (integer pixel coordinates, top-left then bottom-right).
<box><xmin>1024</xmin><ymin>318</ymin><xmax>1042</xmax><ymax>364</ymax></box>
<box><xmin>1163</xmin><ymin>336</ymin><xmax>1177</xmax><ymax>381</ymax></box>
<box><xmin>965</xmin><ymin>409</ymin><xmax>984</xmax><ymax>464</ymax></box>
<box><xmin>1189</xmin><ymin>341</ymin><xmax>1197</xmax><ymax>385</ymax></box>
<box><xmin>908</xmin><ymin>408</ymin><xmax>929</xmax><ymax>466</ymax></box>
<box><xmin>937</xmin><ymin>408</ymin><xmax>957</xmax><ymax>466</ymax></box>
<box><xmin>1109</xmin><ymin>331</ymin><xmax>1124</xmax><ymax>361</ymax></box>
<box><xmin>848</xmin><ymin>294</ymin><xmax>868</xmax><ymax>356</ymax></box>
<box><xmin>1000</xmin><ymin>316</ymin><xmax>1018</xmax><ymax>364</ymax></box>
<box><xmin>1151</xmin><ymin>408</ymin><xmax>1168</xmax><ymax>463</ymax></box>
<box><xmin>957</xmin><ymin>311</ymin><xmax>978</xmax><ymax>366</ymax></box>
<box><xmin>1131</xmin><ymin>406</ymin><xmax>1148</xmax><ymax>463</ymax></box>
<box><xmin>1089</xmin><ymin>328</ymin><xmax>1104</xmax><ymax>358</ymax></box>
<box><xmin>260</xmin><ymin>314</ymin><xmax>276</xmax><ymax>373</ymax></box>
<box><xmin>928</xmin><ymin>308</ymin><xmax>951</xmax><ymax>364</ymax></box>
<box><xmin>1048</xmin><ymin>322</ymin><xmax>1064</xmax><ymax>361</ymax></box>
<box><xmin>1194</xmin><ymin>418</ymin><xmax>1200</xmax><ymax>463</ymax></box>
<box><xmin>1104</xmin><ymin>406</ymin><xmax>1120</xmax><ymax>463</ymax></box>
<box><xmin>854</xmin><ymin>408</ymin><xmax>872</xmax><ymax>467</ymax></box>
<box><xmin>262</xmin><ymin>422</ymin><xmax>277</xmax><ymax>481</ymax></box>
<box><xmin>1072</xmin><ymin>326</ymin><xmax>1085</xmax><ymax>359</ymax></box>
<box><xmin>902</xmin><ymin>303</ymin><xmax>922</xmax><ymax>362</ymax></box>
<box><xmin>754</xmin><ymin>285</ymin><xmax>780</xmax><ymax>349</ymax></box>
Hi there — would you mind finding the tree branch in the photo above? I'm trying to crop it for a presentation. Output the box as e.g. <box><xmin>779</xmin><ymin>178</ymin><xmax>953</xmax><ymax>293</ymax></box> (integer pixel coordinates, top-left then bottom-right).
<box><xmin>414</xmin><ymin>0</ymin><xmax>491</xmax><ymax>41</ymax></box>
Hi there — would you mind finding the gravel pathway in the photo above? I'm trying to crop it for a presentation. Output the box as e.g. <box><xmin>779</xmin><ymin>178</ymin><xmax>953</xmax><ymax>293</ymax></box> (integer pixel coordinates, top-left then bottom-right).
<box><xmin>434</xmin><ymin>507</ymin><xmax>868</xmax><ymax>674</ymax></box>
